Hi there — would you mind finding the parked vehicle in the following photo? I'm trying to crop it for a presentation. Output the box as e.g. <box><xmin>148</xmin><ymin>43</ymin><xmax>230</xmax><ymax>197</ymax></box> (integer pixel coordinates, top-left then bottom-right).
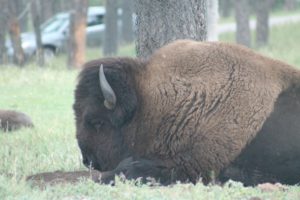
<box><xmin>6</xmin><ymin>6</ymin><xmax>117</xmax><ymax>61</ymax></box>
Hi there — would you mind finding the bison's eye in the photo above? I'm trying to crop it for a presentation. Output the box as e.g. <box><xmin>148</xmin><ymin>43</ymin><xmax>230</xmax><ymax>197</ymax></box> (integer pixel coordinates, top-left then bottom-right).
<box><xmin>94</xmin><ymin>121</ymin><xmax>104</xmax><ymax>131</ymax></box>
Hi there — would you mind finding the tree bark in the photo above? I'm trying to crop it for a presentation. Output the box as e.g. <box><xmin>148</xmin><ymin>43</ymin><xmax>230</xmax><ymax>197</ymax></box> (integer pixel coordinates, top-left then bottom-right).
<box><xmin>67</xmin><ymin>0</ymin><xmax>88</xmax><ymax>69</ymax></box>
<box><xmin>103</xmin><ymin>0</ymin><xmax>119</xmax><ymax>56</ymax></box>
<box><xmin>207</xmin><ymin>0</ymin><xmax>219</xmax><ymax>41</ymax></box>
<box><xmin>31</xmin><ymin>0</ymin><xmax>44</xmax><ymax>66</ymax></box>
<box><xmin>135</xmin><ymin>0</ymin><xmax>207</xmax><ymax>59</ymax></box>
<box><xmin>234</xmin><ymin>0</ymin><xmax>251</xmax><ymax>47</ymax></box>
<box><xmin>255</xmin><ymin>0</ymin><xmax>271</xmax><ymax>47</ymax></box>
<box><xmin>7</xmin><ymin>0</ymin><xmax>25</xmax><ymax>66</ymax></box>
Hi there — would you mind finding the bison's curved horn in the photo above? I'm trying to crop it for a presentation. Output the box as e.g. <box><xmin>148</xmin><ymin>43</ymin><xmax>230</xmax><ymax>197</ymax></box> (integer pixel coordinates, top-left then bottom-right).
<box><xmin>99</xmin><ymin>64</ymin><xmax>116</xmax><ymax>110</ymax></box>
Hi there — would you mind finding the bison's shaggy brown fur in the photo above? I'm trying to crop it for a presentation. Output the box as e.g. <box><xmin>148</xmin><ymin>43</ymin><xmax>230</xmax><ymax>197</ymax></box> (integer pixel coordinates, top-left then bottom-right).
<box><xmin>74</xmin><ymin>40</ymin><xmax>300</xmax><ymax>185</ymax></box>
<box><xmin>0</xmin><ymin>109</ymin><xmax>33</xmax><ymax>132</ymax></box>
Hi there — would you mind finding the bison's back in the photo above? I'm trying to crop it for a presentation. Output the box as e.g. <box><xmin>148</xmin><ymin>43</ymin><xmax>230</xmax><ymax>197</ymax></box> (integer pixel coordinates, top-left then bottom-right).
<box><xmin>139</xmin><ymin>40</ymin><xmax>300</xmax><ymax>182</ymax></box>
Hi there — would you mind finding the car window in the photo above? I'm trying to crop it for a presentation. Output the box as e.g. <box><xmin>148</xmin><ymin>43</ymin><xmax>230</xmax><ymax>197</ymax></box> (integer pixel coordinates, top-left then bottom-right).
<box><xmin>87</xmin><ymin>15</ymin><xmax>104</xmax><ymax>27</ymax></box>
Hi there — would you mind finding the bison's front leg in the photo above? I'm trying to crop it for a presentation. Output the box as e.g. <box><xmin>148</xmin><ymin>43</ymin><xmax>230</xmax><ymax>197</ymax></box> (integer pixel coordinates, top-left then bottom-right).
<box><xmin>100</xmin><ymin>157</ymin><xmax>175</xmax><ymax>185</ymax></box>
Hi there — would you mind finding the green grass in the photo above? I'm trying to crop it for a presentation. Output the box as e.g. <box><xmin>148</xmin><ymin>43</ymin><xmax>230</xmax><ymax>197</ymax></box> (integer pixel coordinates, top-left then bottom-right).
<box><xmin>0</xmin><ymin>67</ymin><xmax>81</xmax><ymax>175</ymax></box>
<box><xmin>220</xmin><ymin>21</ymin><xmax>300</xmax><ymax>68</ymax></box>
<box><xmin>1</xmin><ymin>22</ymin><xmax>300</xmax><ymax>199</ymax></box>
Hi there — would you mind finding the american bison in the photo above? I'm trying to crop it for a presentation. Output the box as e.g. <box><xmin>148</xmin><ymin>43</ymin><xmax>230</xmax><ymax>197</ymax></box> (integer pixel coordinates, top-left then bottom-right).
<box><xmin>0</xmin><ymin>109</ymin><xmax>33</xmax><ymax>132</ymax></box>
<box><xmin>73</xmin><ymin>40</ymin><xmax>300</xmax><ymax>185</ymax></box>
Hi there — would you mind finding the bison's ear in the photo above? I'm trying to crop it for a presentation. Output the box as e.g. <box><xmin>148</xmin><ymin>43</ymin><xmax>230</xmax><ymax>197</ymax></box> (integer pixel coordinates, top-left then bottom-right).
<box><xmin>100</xmin><ymin>65</ymin><xmax>137</xmax><ymax>128</ymax></box>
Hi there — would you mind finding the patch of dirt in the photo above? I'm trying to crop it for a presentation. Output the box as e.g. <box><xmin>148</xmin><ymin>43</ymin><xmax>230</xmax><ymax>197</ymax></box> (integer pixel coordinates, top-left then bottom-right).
<box><xmin>257</xmin><ymin>182</ymin><xmax>288</xmax><ymax>192</ymax></box>
<box><xmin>26</xmin><ymin>170</ymin><xmax>102</xmax><ymax>188</ymax></box>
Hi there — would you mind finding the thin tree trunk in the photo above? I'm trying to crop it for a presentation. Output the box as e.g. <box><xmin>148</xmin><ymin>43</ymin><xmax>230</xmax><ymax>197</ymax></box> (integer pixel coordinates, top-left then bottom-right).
<box><xmin>103</xmin><ymin>0</ymin><xmax>119</xmax><ymax>56</ymax></box>
<box><xmin>207</xmin><ymin>0</ymin><xmax>219</xmax><ymax>41</ymax></box>
<box><xmin>67</xmin><ymin>13</ymin><xmax>76</xmax><ymax>68</ymax></box>
<box><xmin>16</xmin><ymin>0</ymin><xmax>29</xmax><ymax>32</ymax></box>
<box><xmin>7</xmin><ymin>0</ymin><xmax>25</xmax><ymax>66</ymax></box>
<box><xmin>255</xmin><ymin>0</ymin><xmax>271</xmax><ymax>47</ymax></box>
<box><xmin>135</xmin><ymin>0</ymin><xmax>207</xmax><ymax>59</ymax></box>
<box><xmin>220</xmin><ymin>0</ymin><xmax>232</xmax><ymax>18</ymax></box>
<box><xmin>0</xmin><ymin>3</ymin><xmax>8</xmax><ymax>65</ymax></box>
<box><xmin>0</xmin><ymin>30</ymin><xmax>7</xmax><ymax>65</ymax></box>
<box><xmin>31</xmin><ymin>0</ymin><xmax>44</xmax><ymax>66</ymax></box>
<box><xmin>67</xmin><ymin>0</ymin><xmax>88</xmax><ymax>69</ymax></box>
<box><xmin>121</xmin><ymin>0</ymin><xmax>134</xmax><ymax>44</ymax></box>
<box><xmin>234</xmin><ymin>0</ymin><xmax>251</xmax><ymax>47</ymax></box>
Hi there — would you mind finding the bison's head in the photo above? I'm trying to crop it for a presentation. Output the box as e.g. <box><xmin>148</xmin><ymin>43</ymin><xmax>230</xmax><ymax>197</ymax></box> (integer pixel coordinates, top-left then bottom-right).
<box><xmin>73</xmin><ymin>58</ymin><xmax>140</xmax><ymax>171</ymax></box>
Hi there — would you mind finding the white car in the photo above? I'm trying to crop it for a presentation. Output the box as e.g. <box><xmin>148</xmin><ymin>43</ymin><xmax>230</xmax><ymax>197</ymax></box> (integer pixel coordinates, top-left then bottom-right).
<box><xmin>6</xmin><ymin>6</ymin><xmax>119</xmax><ymax>61</ymax></box>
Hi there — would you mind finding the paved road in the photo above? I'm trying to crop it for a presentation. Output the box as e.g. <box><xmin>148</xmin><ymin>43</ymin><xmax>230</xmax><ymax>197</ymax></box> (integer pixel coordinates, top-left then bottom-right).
<box><xmin>218</xmin><ymin>14</ymin><xmax>300</xmax><ymax>34</ymax></box>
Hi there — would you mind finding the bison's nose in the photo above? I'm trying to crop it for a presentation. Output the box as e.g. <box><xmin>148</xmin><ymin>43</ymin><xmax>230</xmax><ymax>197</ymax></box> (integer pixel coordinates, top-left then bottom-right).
<box><xmin>83</xmin><ymin>155</ymin><xmax>102</xmax><ymax>171</ymax></box>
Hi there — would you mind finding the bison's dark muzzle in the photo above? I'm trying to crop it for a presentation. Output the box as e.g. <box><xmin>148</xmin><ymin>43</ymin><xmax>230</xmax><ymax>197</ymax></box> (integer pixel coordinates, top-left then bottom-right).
<box><xmin>82</xmin><ymin>154</ymin><xmax>102</xmax><ymax>171</ymax></box>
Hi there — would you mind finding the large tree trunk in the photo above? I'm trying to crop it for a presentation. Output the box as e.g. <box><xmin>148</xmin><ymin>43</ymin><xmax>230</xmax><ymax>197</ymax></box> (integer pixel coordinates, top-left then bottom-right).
<box><xmin>103</xmin><ymin>0</ymin><xmax>119</xmax><ymax>56</ymax></box>
<box><xmin>0</xmin><ymin>3</ymin><xmax>8</xmax><ymax>65</ymax></box>
<box><xmin>255</xmin><ymin>0</ymin><xmax>271</xmax><ymax>47</ymax></box>
<box><xmin>234</xmin><ymin>0</ymin><xmax>251</xmax><ymax>47</ymax></box>
<box><xmin>7</xmin><ymin>0</ymin><xmax>25</xmax><ymax>66</ymax></box>
<box><xmin>121</xmin><ymin>0</ymin><xmax>134</xmax><ymax>44</ymax></box>
<box><xmin>67</xmin><ymin>0</ymin><xmax>88</xmax><ymax>69</ymax></box>
<box><xmin>135</xmin><ymin>0</ymin><xmax>207</xmax><ymax>59</ymax></box>
<box><xmin>31</xmin><ymin>0</ymin><xmax>44</xmax><ymax>67</ymax></box>
<box><xmin>207</xmin><ymin>0</ymin><xmax>219</xmax><ymax>41</ymax></box>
